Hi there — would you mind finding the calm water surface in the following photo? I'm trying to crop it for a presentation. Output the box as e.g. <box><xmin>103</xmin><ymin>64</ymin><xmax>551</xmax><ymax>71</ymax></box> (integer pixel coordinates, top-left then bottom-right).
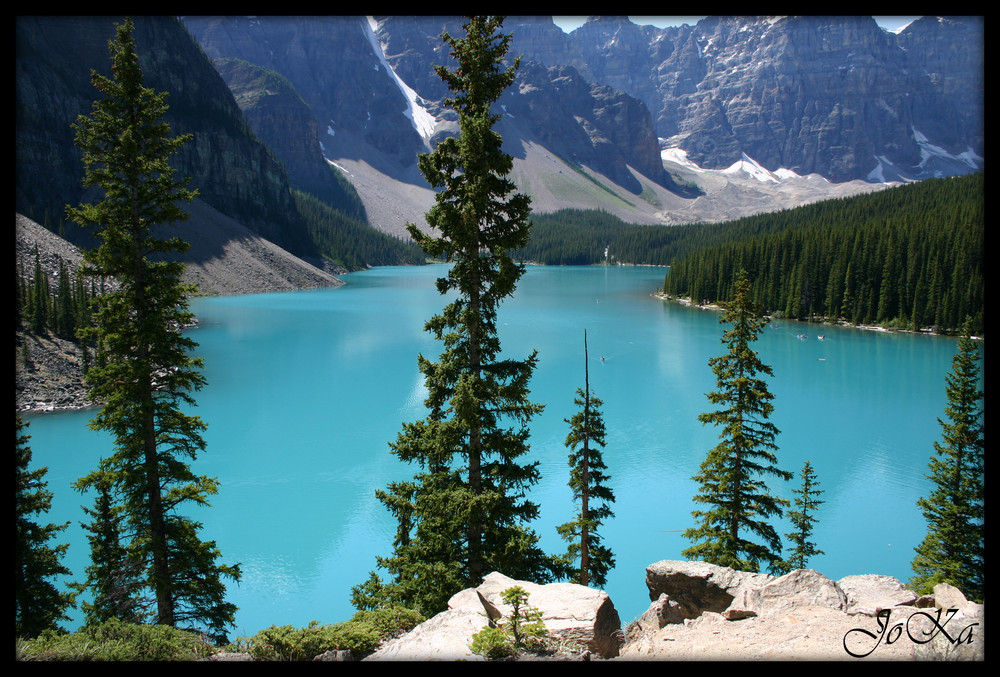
<box><xmin>23</xmin><ymin>264</ymin><xmax>972</xmax><ymax>637</ymax></box>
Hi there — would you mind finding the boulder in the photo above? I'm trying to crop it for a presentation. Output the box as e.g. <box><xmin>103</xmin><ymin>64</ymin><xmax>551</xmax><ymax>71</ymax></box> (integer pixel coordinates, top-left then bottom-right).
<box><xmin>631</xmin><ymin>592</ymin><xmax>687</xmax><ymax>634</ymax></box>
<box><xmin>474</xmin><ymin>572</ymin><xmax>623</xmax><ymax>658</ymax></box>
<box><xmin>365</xmin><ymin>572</ymin><xmax>623</xmax><ymax>661</ymax></box>
<box><xmin>313</xmin><ymin>649</ymin><xmax>355</xmax><ymax>661</ymax></box>
<box><xmin>644</xmin><ymin>560</ymin><xmax>774</xmax><ymax>620</ymax></box>
<box><xmin>837</xmin><ymin>574</ymin><xmax>919</xmax><ymax>616</ymax></box>
<box><xmin>724</xmin><ymin>569</ymin><xmax>848</xmax><ymax>619</ymax></box>
<box><xmin>364</xmin><ymin>607</ymin><xmax>489</xmax><ymax>662</ymax></box>
<box><xmin>932</xmin><ymin>583</ymin><xmax>984</xmax><ymax>619</ymax></box>
<box><xmin>627</xmin><ymin>562</ymin><xmax>985</xmax><ymax>660</ymax></box>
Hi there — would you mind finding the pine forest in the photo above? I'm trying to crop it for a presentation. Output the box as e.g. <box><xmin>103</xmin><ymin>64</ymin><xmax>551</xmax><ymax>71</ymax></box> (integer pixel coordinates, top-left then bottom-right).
<box><xmin>514</xmin><ymin>174</ymin><xmax>983</xmax><ymax>336</ymax></box>
<box><xmin>661</xmin><ymin>174</ymin><xmax>983</xmax><ymax>335</ymax></box>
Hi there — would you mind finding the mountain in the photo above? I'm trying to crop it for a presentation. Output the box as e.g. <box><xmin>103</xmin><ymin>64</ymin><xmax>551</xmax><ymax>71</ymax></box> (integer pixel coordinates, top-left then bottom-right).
<box><xmin>534</xmin><ymin>16</ymin><xmax>983</xmax><ymax>183</ymax></box>
<box><xmin>211</xmin><ymin>57</ymin><xmax>369</xmax><ymax>222</ymax></box>
<box><xmin>16</xmin><ymin>16</ymin><xmax>298</xmax><ymax>244</ymax></box>
<box><xmin>15</xmin><ymin>15</ymin><xmax>421</xmax><ymax>275</ymax></box>
<box><xmin>16</xmin><ymin>16</ymin><xmax>983</xmax><ymax>261</ymax></box>
<box><xmin>179</xmin><ymin>16</ymin><xmax>689</xmax><ymax>235</ymax></box>
<box><xmin>180</xmin><ymin>15</ymin><xmax>982</xmax><ymax>235</ymax></box>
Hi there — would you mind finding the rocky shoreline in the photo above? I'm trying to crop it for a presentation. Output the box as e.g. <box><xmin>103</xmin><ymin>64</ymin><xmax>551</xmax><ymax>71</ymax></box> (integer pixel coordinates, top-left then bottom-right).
<box><xmin>15</xmin><ymin>211</ymin><xmax>345</xmax><ymax>414</ymax></box>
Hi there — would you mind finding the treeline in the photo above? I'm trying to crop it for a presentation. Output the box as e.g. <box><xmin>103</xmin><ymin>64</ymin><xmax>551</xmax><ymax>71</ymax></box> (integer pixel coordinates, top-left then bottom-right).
<box><xmin>663</xmin><ymin>174</ymin><xmax>984</xmax><ymax>335</ymax></box>
<box><xmin>513</xmin><ymin>209</ymin><xmax>714</xmax><ymax>265</ymax></box>
<box><xmin>16</xmin><ymin>248</ymin><xmax>95</xmax><ymax>344</ymax></box>
<box><xmin>15</xmin><ymin>193</ymin><xmax>425</xmax><ymax>346</ymax></box>
<box><xmin>291</xmin><ymin>190</ymin><xmax>426</xmax><ymax>270</ymax></box>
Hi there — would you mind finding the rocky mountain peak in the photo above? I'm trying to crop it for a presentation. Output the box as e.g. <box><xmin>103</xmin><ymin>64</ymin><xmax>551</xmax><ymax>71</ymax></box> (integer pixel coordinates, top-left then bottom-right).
<box><xmin>18</xmin><ymin>16</ymin><xmax>982</xmax><ymax>241</ymax></box>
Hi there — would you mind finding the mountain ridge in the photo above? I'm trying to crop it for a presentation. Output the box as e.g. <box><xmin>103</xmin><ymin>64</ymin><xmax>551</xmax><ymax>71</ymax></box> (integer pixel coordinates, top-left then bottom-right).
<box><xmin>180</xmin><ymin>15</ymin><xmax>981</xmax><ymax>235</ymax></box>
<box><xmin>16</xmin><ymin>16</ymin><xmax>983</xmax><ymax>269</ymax></box>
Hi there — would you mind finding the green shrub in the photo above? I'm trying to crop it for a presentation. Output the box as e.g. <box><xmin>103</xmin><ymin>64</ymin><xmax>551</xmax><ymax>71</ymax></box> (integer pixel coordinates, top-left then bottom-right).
<box><xmin>18</xmin><ymin>619</ymin><xmax>217</xmax><ymax>661</ymax></box>
<box><xmin>243</xmin><ymin>607</ymin><xmax>425</xmax><ymax>661</ymax></box>
<box><xmin>244</xmin><ymin>621</ymin><xmax>337</xmax><ymax>661</ymax></box>
<box><xmin>349</xmin><ymin>606</ymin><xmax>424</xmax><ymax>639</ymax></box>
<box><xmin>469</xmin><ymin>586</ymin><xmax>549</xmax><ymax>660</ymax></box>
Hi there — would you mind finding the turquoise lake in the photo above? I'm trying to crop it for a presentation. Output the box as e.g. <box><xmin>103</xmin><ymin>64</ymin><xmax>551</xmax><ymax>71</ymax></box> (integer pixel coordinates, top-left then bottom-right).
<box><xmin>22</xmin><ymin>264</ymin><xmax>976</xmax><ymax>638</ymax></box>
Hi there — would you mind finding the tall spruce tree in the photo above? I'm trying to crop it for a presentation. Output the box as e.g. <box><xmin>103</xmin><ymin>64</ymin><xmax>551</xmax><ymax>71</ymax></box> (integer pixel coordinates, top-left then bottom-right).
<box><xmin>910</xmin><ymin>317</ymin><xmax>984</xmax><ymax>601</ymax></box>
<box><xmin>65</xmin><ymin>17</ymin><xmax>239</xmax><ymax>643</ymax></box>
<box><xmin>783</xmin><ymin>460</ymin><xmax>825</xmax><ymax>571</ymax></box>
<box><xmin>359</xmin><ymin>16</ymin><xmax>551</xmax><ymax>615</ymax></box>
<box><xmin>555</xmin><ymin>330</ymin><xmax>615</xmax><ymax>587</ymax></box>
<box><xmin>683</xmin><ymin>269</ymin><xmax>792</xmax><ymax>574</ymax></box>
<box><xmin>16</xmin><ymin>418</ymin><xmax>77</xmax><ymax>637</ymax></box>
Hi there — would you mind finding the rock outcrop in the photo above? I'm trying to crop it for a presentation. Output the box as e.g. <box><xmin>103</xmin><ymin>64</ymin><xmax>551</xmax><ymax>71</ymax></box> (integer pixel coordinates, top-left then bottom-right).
<box><xmin>538</xmin><ymin>16</ymin><xmax>983</xmax><ymax>183</ymax></box>
<box><xmin>644</xmin><ymin>559</ymin><xmax>775</xmax><ymax>619</ymax></box>
<box><xmin>362</xmin><ymin>563</ymin><xmax>983</xmax><ymax>661</ymax></box>
<box><xmin>623</xmin><ymin>560</ymin><xmax>984</xmax><ymax>660</ymax></box>
<box><xmin>365</xmin><ymin>572</ymin><xmax>623</xmax><ymax>661</ymax></box>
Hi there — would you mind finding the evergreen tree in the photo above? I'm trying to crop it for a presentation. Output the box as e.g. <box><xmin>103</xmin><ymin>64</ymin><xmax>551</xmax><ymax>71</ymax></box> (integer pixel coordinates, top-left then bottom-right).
<box><xmin>30</xmin><ymin>248</ymin><xmax>49</xmax><ymax>335</ymax></box>
<box><xmin>72</xmin><ymin>473</ymin><xmax>146</xmax><ymax>625</ymax></box>
<box><xmin>555</xmin><ymin>330</ymin><xmax>615</xmax><ymax>587</ymax></box>
<box><xmin>65</xmin><ymin>17</ymin><xmax>239</xmax><ymax>643</ymax></box>
<box><xmin>910</xmin><ymin>317</ymin><xmax>984</xmax><ymax>601</ymax></box>
<box><xmin>360</xmin><ymin>16</ymin><xmax>550</xmax><ymax>615</ymax></box>
<box><xmin>15</xmin><ymin>417</ymin><xmax>76</xmax><ymax>637</ymax></box>
<box><xmin>783</xmin><ymin>461</ymin><xmax>825</xmax><ymax>571</ymax></box>
<box><xmin>683</xmin><ymin>269</ymin><xmax>792</xmax><ymax>574</ymax></box>
<box><xmin>56</xmin><ymin>258</ymin><xmax>76</xmax><ymax>339</ymax></box>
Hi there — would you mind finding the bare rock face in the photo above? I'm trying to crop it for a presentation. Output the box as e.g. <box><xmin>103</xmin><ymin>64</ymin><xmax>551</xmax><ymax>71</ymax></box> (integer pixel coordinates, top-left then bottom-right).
<box><xmin>364</xmin><ymin>606</ymin><xmax>492</xmax><ymax>662</ymax></box>
<box><xmin>644</xmin><ymin>560</ymin><xmax>775</xmax><ymax>619</ymax></box>
<box><xmin>624</xmin><ymin>561</ymin><xmax>985</xmax><ymax>661</ymax></box>
<box><xmin>476</xmin><ymin>572</ymin><xmax>623</xmax><ymax>658</ymax></box>
<box><xmin>533</xmin><ymin>16</ymin><xmax>983</xmax><ymax>183</ymax></box>
<box><xmin>365</xmin><ymin>572</ymin><xmax>623</xmax><ymax>661</ymax></box>
<box><xmin>725</xmin><ymin>568</ymin><xmax>848</xmax><ymax>620</ymax></box>
<box><xmin>644</xmin><ymin>561</ymin><xmax>929</xmax><ymax>625</ymax></box>
<box><xmin>837</xmin><ymin>574</ymin><xmax>920</xmax><ymax>616</ymax></box>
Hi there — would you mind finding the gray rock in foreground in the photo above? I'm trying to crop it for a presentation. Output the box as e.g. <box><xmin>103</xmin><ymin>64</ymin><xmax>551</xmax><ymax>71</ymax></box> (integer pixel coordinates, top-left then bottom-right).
<box><xmin>365</xmin><ymin>572</ymin><xmax>623</xmax><ymax>661</ymax></box>
<box><xmin>624</xmin><ymin>560</ymin><xmax>984</xmax><ymax>660</ymax></box>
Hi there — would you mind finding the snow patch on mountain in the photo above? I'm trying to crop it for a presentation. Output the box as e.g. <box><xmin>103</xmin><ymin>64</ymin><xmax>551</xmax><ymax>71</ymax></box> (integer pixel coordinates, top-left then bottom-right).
<box><xmin>662</xmin><ymin>146</ymin><xmax>830</xmax><ymax>185</ymax></box>
<box><xmin>868</xmin><ymin>156</ymin><xmax>892</xmax><ymax>183</ymax></box>
<box><xmin>722</xmin><ymin>153</ymin><xmax>781</xmax><ymax>183</ymax></box>
<box><xmin>664</xmin><ymin>129</ymin><xmax>981</xmax><ymax>187</ymax></box>
<box><xmin>660</xmin><ymin>147</ymin><xmax>704</xmax><ymax>172</ymax></box>
<box><xmin>363</xmin><ymin>16</ymin><xmax>437</xmax><ymax>146</ymax></box>
<box><xmin>912</xmin><ymin>126</ymin><xmax>982</xmax><ymax>172</ymax></box>
<box><xmin>662</xmin><ymin>147</ymin><xmax>804</xmax><ymax>184</ymax></box>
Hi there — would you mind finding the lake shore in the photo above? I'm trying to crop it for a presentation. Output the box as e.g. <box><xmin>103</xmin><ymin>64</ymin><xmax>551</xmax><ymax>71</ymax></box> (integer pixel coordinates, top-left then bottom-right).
<box><xmin>653</xmin><ymin>292</ymin><xmax>975</xmax><ymax>340</ymax></box>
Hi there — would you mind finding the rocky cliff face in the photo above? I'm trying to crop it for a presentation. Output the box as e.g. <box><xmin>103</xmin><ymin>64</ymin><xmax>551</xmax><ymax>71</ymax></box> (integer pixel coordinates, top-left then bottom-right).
<box><xmin>17</xmin><ymin>16</ymin><xmax>983</xmax><ymax>244</ymax></box>
<box><xmin>499</xmin><ymin>61</ymin><xmax>688</xmax><ymax>196</ymax></box>
<box><xmin>184</xmin><ymin>15</ymin><xmax>682</xmax><ymax>199</ymax></box>
<box><xmin>211</xmin><ymin>58</ymin><xmax>367</xmax><ymax>221</ymax></box>
<box><xmin>179</xmin><ymin>15</ymin><xmax>980</xmax><ymax>233</ymax></box>
<box><xmin>15</xmin><ymin>15</ymin><xmax>302</xmax><ymax>250</ymax></box>
<box><xmin>184</xmin><ymin>16</ymin><xmax>428</xmax><ymax>174</ymax></box>
<box><xmin>545</xmin><ymin>16</ymin><xmax>983</xmax><ymax>183</ymax></box>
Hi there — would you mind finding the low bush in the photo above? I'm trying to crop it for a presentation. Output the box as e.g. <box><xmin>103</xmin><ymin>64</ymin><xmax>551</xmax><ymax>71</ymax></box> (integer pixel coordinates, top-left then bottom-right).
<box><xmin>17</xmin><ymin>619</ymin><xmax>217</xmax><ymax>661</ymax></box>
<box><xmin>242</xmin><ymin>606</ymin><xmax>425</xmax><ymax>660</ymax></box>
